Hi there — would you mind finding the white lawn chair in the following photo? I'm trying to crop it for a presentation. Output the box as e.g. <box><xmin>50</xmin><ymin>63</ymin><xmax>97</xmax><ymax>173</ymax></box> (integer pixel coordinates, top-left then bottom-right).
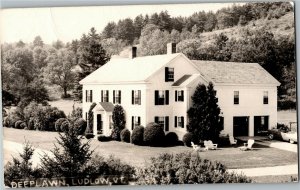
<box><xmin>229</xmin><ymin>135</ymin><xmax>237</xmax><ymax>145</ymax></box>
<box><xmin>239</xmin><ymin>139</ymin><xmax>255</xmax><ymax>151</ymax></box>
<box><xmin>204</xmin><ymin>140</ymin><xmax>218</xmax><ymax>150</ymax></box>
<box><xmin>191</xmin><ymin>142</ymin><xmax>201</xmax><ymax>152</ymax></box>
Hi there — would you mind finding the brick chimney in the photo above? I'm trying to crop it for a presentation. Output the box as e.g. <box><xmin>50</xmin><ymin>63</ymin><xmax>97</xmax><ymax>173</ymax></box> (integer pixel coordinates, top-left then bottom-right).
<box><xmin>167</xmin><ymin>43</ymin><xmax>176</xmax><ymax>54</ymax></box>
<box><xmin>130</xmin><ymin>46</ymin><xmax>137</xmax><ymax>59</ymax></box>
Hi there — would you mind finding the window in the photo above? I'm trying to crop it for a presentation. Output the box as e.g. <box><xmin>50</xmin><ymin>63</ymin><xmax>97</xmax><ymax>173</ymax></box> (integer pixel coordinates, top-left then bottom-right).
<box><xmin>132</xmin><ymin>90</ymin><xmax>141</xmax><ymax>105</ymax></box>
<box><xmin>175</xmin><ymin>90</ymin><xmax>184</xmax><ymax>102</ymax></box>
<box><xmin>131</xmin><ymin>116</ymin><xmax>141</xmax><ymax>130</ymax></box>
<box><xmin>234</xmin><ymin>91</ymin><xmax>239</xmax><ymax>105</ymax></box>
<box><xmin>113</xmin><ymin>90</ymin><xmax>121</xmax><ymax>104</ymax></box>
<box><xmin>175</xmin><ymin>116</ymin><xmax>184</xmax><ymax>128</ymax></box>
<box><xmin>86</xmin><ymin>90</ymin><xmax>93</xmax><ymax>102</ymax></box>
<box><xmin>154</xmin><ymin>90</ymin><xmax>169</xmax><ymax>105</ymax></box>
<box><xmin>263</xmin><ymin>91</ymin><xmax>268</xmax><ymax>104</ymax></box>
<box><xmin>101</xmin><ymin>90</ymin><xmax>109</xmax><ymax>102</ymax></box>
<box><xmin>165</xmin><ymin>67</ymin><xmax>174</xmax><ymax>82</ymax></box>
<box><xmin>155</xmin><ymin>116</ymin><xmax>169</xmax><ymax>131</ymax></box>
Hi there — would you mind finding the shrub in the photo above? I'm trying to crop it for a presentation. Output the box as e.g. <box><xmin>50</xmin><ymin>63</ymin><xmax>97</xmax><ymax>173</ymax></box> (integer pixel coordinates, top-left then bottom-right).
<box><xmin>15</xmin><ymin>120</ymin><xmax>24</xmax><ymax>129</ymax></box>
<box><xmin>131</xmin><ymin>125</ymin><xmax>144</xmax><ymax>145</ymax></box>
<box><xmin>165</xmin><ymin>132</ymin><xmax>179</xmax><ymax>146</ymax></box>
<box><xmin>144</xmin><ymin>122</ymin><xmax>165</xmax><ymax>147</ymax></box>
<box><xmin>3</xmin><ymin>117</ymin><xmax>10</xmax><ymax>127</ymax></box>
<box><xmin>27</xmin><ymin>117</ymin><xmax>35</xmax><ymax>130</ymax></box>
<box><xmin>20</xmin><ymin>122</ymin><xmax>27</xmax><ymax>129</ymax></box>
<box><xmin>70</xmin><ymin>107</ymin><xmax>82</xmax><ymax>119</ymax></box>
<box><xmin>60</xmin><ymin>120</ymin><xmax>70</xmax><ymax>132</ymax></box>
<box><xmin>136</xmin><ymin>152</ymin><xmax>251</xmax><ymax>185</ymax></box>
<box><xmin>55</xmin><ymin>118</ymin><xmax>68</xmax><ymax>132</ymax></box>
<box><xmin>85</xmin><ymin>133</ymin><xmax>94</xmax><ymax>139</ymax></box>
<box><xmin>97</xmin><ymin>135</ymin><xmax>112</xmax><ymax>142</ymax></box>
<box><xmin>120</xmin><ymin>129</ymin><xmax>131</xmax><ymax>143</ymax></box>
<box><xmin>73</xmin><ymin>118</ymin><xmax>87</xmax><ymax>135</ymax></box>
<box><xmin>182</xmin><ymin>132</ymin><xmax>194</xmax><ymax>147</ymax></box>
<box><xmin>84</xmin><ymin>155</ymin><xmax>135</xmax><ymax>184</ymax></box>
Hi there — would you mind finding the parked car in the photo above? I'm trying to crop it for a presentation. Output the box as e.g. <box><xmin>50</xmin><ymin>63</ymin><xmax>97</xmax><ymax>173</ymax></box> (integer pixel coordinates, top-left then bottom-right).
<box><xmin>268</xmin><ymin>128</ymin><xmax>298</xmax><ymax>144</ymax></box>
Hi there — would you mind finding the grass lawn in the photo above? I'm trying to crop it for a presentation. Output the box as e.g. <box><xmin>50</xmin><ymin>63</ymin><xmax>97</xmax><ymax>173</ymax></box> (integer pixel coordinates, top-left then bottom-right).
<box><xmin>48</xmin><ymin>99</ymin><xmax>82</xmax><ymax>116</ymax></box>
<box><xmin>250</xmin><ymin>175</ymin><xmax>298</xmax><ymax>183</ymax></box>
<box><xmin>3</xmin><ymin>128</ymin><xmax>298</xmax><ymax>169</ymax></box>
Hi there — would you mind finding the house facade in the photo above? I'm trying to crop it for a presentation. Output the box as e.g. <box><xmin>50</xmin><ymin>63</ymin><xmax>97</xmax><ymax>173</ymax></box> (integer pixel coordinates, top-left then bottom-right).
<box><xmin>80</xmin><ymin>43</ymin><xmax>280</xmax><ymax>140</ymax></box>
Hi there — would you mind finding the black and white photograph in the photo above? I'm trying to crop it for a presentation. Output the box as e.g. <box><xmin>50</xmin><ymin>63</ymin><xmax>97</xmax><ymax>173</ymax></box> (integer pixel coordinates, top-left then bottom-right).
<box><xmin>1</xmin><ymin>1</ymin><xmax>298</xmax><ymax>188</ymax></box>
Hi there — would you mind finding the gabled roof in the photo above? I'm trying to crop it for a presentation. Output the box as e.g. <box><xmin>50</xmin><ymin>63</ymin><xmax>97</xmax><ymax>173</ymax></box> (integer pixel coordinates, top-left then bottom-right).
<box><xmin>192</xmin><ymin>60</ymin><xmax>280</xmax><ymax>86</ymax></box>
<box><xmin>80</xmin><ymin>53</ymin><xmax>181</xmax><ymax>84</ymax></box>
<box><xmin>93</xmin><ymin>102</ymin><xmax>114</xmax><ymax>112</ymax></box>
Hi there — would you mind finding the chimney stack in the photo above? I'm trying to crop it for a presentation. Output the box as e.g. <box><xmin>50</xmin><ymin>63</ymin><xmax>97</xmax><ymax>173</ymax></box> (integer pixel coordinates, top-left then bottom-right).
<box><xmin>130</xmin><ymin>46</ymin><xmax>137</xmax><ymax>59</ymax></box>
<box><xmin>167</xmin><ymin>43</ymin><xmax>176</xmax><ymax>54</ymax></box>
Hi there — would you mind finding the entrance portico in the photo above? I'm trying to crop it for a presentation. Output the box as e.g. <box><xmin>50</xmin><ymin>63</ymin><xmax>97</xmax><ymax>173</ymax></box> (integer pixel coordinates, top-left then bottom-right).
<box><xmin>92</xmin><ymin>102</ymin><xmax>114</xmax><ymax>138</ymax></box>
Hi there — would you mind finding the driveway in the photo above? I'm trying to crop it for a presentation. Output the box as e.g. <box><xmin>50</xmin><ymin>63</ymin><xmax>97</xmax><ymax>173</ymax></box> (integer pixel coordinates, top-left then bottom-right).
<box><xmin>256</xmin><ymin>140</ymin><xmax>298</xmax><ymax>153</ymax></box>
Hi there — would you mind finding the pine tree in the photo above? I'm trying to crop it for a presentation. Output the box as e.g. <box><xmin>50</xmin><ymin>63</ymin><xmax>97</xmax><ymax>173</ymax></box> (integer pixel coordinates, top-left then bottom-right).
<box><xmin>40</xmin><ymin>123</ymin><xmax>93</xmax><ymax>178</ymax></box>
<box><xmin>187</xmin><ymin>83</ymin><xmax>222</xmax><ymax>142</ymax></box>
<box><xmin>111</xmin><ymin>105</ymin><xmax>126</xmax><ymax>141</ymax></box>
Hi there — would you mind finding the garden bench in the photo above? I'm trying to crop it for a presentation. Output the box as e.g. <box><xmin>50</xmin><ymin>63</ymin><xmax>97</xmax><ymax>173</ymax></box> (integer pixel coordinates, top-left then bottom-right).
<box><xmin>239</xmin><ymin>139</ymin><xmax>255</xmax><ymax>151</ymax></box>
<box><xmin>204</xmin><ymin>140</ymin><xmax>218</xmax><ymax>150</ymax></box>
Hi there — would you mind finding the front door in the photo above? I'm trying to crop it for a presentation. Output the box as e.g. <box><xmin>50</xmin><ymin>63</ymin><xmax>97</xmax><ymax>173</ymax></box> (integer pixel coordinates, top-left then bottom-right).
<box><xmin>233</xmin><ymin>116</ymin><xmax>249</xmax><ymax>136</ymax></box>
<box><xmin>97</xmin><ymin>114</ymin><xmax>103</xmax><ymax>134</ymax></box>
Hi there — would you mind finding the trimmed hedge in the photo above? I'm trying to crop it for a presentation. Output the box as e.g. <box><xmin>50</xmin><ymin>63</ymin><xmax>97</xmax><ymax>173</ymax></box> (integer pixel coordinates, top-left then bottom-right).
<box><xmin>60</xmin><ymin>120</ymin><xmax>70</xmax><ymax>132</ymax></box>
<box><xmin>74</xmin><ymin>118</ymin><xmax>87</xmax><ymax>135</ymax></box>
<box><xmin>55</xmin><ymin>118</ymin><xmax>68</xmax><ymax>132</ymax></box>
<box><xmin>131</xmin><ymin>126</ymin><xmax>144</xmax><ymax>145</ymax></box>
<box><xmin>144</xmin><ymin>122</ymin><xmax>165</xmax><ymax>147</ymax></box>
<box><xmin>15</xmin><ymin>120</ymin><xmax>24</xmax><ymax>129</ymax></box>
<box><xmin>165</xmin><ymin>132</ymin><xmax>179</xmax><ymax>146</ymax></box>
<box><xmin>98</xmin><ymin>135</ymin><xmax>112</xmax><ymax>142</ymax></box>
<box><xmin>20</xmin><ymin>122</ymin><xmax>27</xmax><ymax>129</ymax></box>
<box><xmin>120</xmin><ymin>129</ymin><xmax>131</xmax><ymax>143</ymax></box>
<box><xmin>85</xmin><ymin>133</ymin><xmax>94</xmax><ymax>139</ymax></box>
<box><xmin>182</xmin><ymin>132</ymin><xmax>194</xmax><ymax>147</ymax></box>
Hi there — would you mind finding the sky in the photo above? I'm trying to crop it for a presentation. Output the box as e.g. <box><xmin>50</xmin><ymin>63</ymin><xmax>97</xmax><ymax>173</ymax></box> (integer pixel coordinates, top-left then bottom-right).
<box><xmin>1</xmin><ymin>3</ymin><xmax>240</xmax><ymax>44</ymax></box>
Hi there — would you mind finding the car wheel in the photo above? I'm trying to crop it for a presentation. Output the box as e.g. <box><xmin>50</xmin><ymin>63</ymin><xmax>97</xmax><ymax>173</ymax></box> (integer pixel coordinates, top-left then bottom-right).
<box><xmin>289</xmin><ymin>139</ymin><xmax>295</xmax><ymax>144</ymax></box>
<box><xmin>268</xmin><ymin>134</ymin><xmax>274</xmax><ymax>140</ymax></box>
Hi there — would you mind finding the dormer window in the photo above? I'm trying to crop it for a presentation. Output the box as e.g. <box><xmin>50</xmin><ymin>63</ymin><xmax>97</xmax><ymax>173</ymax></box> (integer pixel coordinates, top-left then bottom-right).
<box><xmin>165</xmin><ymin>67</ymin><xmax>174</xmax><ymax>82</ymax></box>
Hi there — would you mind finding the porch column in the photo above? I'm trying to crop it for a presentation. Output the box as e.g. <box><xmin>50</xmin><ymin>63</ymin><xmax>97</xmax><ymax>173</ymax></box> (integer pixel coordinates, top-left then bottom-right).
<box><xmin>249</xmin><ymin>116</ymin><xmax>254</xmax><ymax>136</ymax></box>
<box><xmin>93</xmin><ymin>112</ymin><xmax>98</xmax><ymax>139</ymax></box>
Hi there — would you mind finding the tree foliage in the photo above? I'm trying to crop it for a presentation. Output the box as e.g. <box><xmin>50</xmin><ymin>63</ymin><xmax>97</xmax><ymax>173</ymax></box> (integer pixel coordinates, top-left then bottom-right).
<box><xmin>111</xmin><ymin>105</ymin><xmax>126</xmax><ymax>141</ymax></box>
<box><xmin>187</xmin><ymin>83</ymin><xmax>222</xmax><ymax>142</ymax></box>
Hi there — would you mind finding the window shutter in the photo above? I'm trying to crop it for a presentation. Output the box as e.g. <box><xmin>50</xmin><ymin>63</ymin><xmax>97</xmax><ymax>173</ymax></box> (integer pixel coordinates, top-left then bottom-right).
<box><xmin>154</xmin><ymin>91</ymin><xmax>159</xmax><ymax>105</ymax></box>
<box><xmin>119</xmin><ymin>90</ymin><xmax>121</xmax><ymax>104</ymax></box>
<box><xmin>138</xmin><ymin>117</ymin><xmax>141</xmax><ymax>126</ymax></box>
<box><xmin>165</xmin><ymin>116</ymin><xmax>169</xmax><ymax>131</ymax></box>
<box><xmin>90</xmin><ymin>90</ymin><xmax>93</xmax><ymax>102</ymax></box>
<box><xmin>107</xmin><ymin>90</ymin><xmax>109</xmax><ymax>102</ymax></box>
<box><xmin>181</xmin><ymin>117</ymin><xmax>184</xmax><ymax>128</ymax></box>
<box><xmin>175</xmin><ymin>116</ymin><xmax>177</xmax><ymax>128</ymax></box>
<box><xmin>165</xmin><ymin>67</ymin><xmax>169</xmax><ymax>82</ymax></box>
<box><xmin>113</xmin><ymin>90</ymin><xmax>115</xmax><ymax>104</ymax></box>
<box><xmin>181</xmin><ymin>90</ymin><xmax>184</xmax><ymax>101</ymax></box>
<box><xmin>165</xmin><ymin>90</ymin><xmax>169</xmax><ymax>105</ymax></box>
<box><xmin>175</xmin><ymin>90</ymin><xmax>177</xmax><ymax>102</ymax></box>
<box><xmin>85</xmin><ymin>90</ymin><xmax>88</xmax><ymax>102</ymax></box>
<box><xmin>132</xmin><ymin>90</ymin><xmax>134</xmax><ymax>104</ymax></box>
<box><xmin>101</xmin><ymin>90</ymin><xmax>103</xmax><ymax>102</ymax></box>
<box><xmin>154</xmin><ymin>116</ymin><xmax>159</xmax><ymax>123</ymax></box>
<box><xmin>138</xmin><ymin>90</ymin><xmax>141</xmax><ymax>105</ymax></box>
<box><xmin>132</xmin><ymin>116</ymin><xmax>134</xmax><ymax>130</ymax></box>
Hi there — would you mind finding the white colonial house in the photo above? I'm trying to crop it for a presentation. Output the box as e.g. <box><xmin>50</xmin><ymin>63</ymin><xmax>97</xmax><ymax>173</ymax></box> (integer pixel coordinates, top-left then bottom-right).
<box><xmin>80</xmin><ymin>43</ymin><xmax>280</xmax><ymax>140</ymax></box>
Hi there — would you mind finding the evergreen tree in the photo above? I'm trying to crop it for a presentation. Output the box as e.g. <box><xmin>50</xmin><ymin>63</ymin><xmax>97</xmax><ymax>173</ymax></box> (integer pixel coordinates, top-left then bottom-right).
<box><xmin>187</xmin><ymin>83</ymin><xmax>222</xmax><ymax>142</ymax></box>
<box><xmin>40</xmin><ymin>124</ymin><xmax>93</xmax><ymax>178</ymax></box>
<box><xmin>111</xmin><ymin>105</ymin><xmax>126</xmax><ymax>141</ymax></box>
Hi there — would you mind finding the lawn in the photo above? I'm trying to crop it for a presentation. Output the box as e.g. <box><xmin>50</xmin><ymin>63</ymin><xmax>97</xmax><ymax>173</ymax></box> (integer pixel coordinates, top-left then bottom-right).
<box><xmin>3</xmin><ymin>128</ymin><xmax>298</xmax><ymax>169</ymax></box>
<box><xmin>48</xmin><ymin>99</ymin><xmax>82</xmax><ymax>116</ymax></box>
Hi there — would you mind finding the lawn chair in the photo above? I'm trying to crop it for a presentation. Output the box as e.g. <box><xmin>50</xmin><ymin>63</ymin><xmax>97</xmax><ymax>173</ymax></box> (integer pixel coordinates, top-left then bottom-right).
<box><xmin>229</xmin><ymin>135</ymin><xmax>237</xmax><ymax>145</ymax></box>
<box><xmin>204</xmin><ymin>140</ymin><xmax>218</xmax><ymax>150</ymax></box>
<box><xmin>239</xmin><ymin>139</ymin><xmax>255</xmax><ymax>151</ymax></box>
<box><xmin>191</xmin><ymin>142</ymin><xmax>201</xmax><ymax>152</ymax></box>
